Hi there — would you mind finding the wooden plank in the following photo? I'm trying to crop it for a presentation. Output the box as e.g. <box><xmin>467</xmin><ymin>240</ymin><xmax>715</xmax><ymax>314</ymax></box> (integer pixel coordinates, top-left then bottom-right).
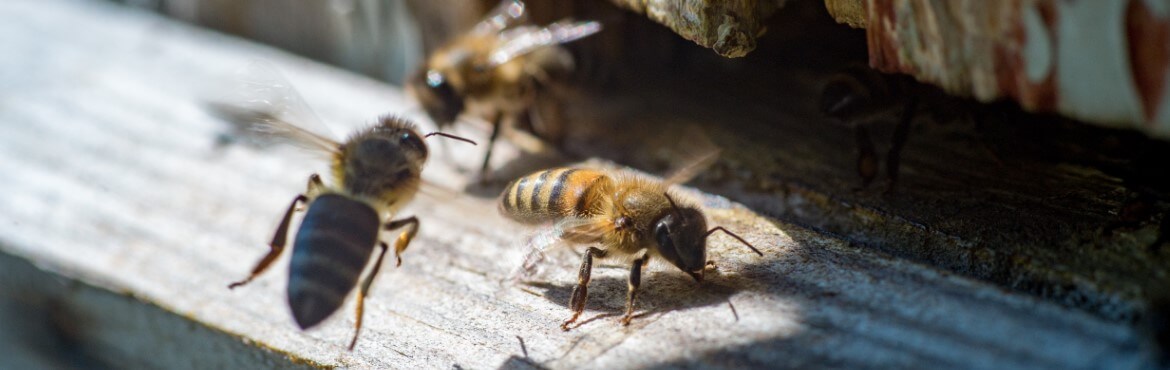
<box><xmin>0</xmin><ymin>0</ymin><xmax>1154</xmax><ymax>368</ymax></box>
<box><xmin>822</xmin><ymin>0</ymin><xmax>1170</xmax><ymax>140</ymax></box>
<box><xmin>540</xmin><ymin>0</ymin><xmax>1170</xmax><ymax>324</ymax></box>
<box><xmin>603</xmin><ymin>0</ymin><xmax>781</xmax><ymax>57</ymax></box>
<box><xmin>0</xmin><ymin>251</ymin><xmax>320</xmax><ymax>369</ymax></box>
<box><xmin>127</xmin><ymin>0</ymin><xmax>1170</xmax><ymax>323</ymax></box>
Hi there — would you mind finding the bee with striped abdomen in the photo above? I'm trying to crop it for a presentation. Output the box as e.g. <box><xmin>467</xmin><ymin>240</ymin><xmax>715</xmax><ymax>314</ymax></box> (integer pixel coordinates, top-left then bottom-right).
<box><xmin>407</xmin><ymin>0</ymin><xmax>601</xmax><ymax>178</ymax></box>
<box><xmin>220</xmin><ymin>63</ymin><xmax>475</xmax><ymax>350</ymax></box>
<box><xmin>498</xmin><ymin>157</ymin><xmax>762</xmax><ymax>330</ymax></box>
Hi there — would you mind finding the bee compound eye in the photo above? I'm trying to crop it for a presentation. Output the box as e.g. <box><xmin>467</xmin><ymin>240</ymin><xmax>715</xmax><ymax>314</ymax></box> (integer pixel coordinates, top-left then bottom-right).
<box><xmin>425</xmin><ymin>70</ymin><xmax>445</xmax><ymax>88</ymax></box>
<box><xmin>399</xmin><ymin>131</ymin><xmax>426</xmax><ymax>153</ymax></box>
<box><xmin>654</xmin><ymin>218</ymin><xmax>674</xmax><ymax>252</ymax></box>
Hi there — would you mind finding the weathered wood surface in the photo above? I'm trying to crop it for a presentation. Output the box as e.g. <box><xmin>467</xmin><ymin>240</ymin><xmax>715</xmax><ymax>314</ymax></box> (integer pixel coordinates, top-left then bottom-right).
<box><xmin>821</xmin><ymin>0</ymin><xmax>1170</xmax><ymax>141</ymax></box>
<box><xmin>0</xmin><ymin>0</ymin><xmax>1156</xmax><ymax>369</ymax></box>
<box><xmin>0</xmin><ymin>251</ymin><xmax>319</xmax><ymax>369</ymax></box>
<box><xmin>604</xmin><ymin>0</ymin><xmax>783</xmax><ymax>58</ymax></box>
<box><xmin>542</xmin><ymin>0</ymin><xmax>1170</xmax><ymax>326</ymax></box>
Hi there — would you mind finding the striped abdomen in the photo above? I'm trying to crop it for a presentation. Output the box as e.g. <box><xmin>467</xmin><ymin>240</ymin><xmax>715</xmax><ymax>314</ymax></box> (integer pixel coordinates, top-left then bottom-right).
<box><xmin>499</xmin><ymin>168</ymin><xmax>612</xmax><ymax>224</ymax></box>
<box><xmin>287</xmin><ymin>194</ymin><xmax>380</xmax><ymax>329</ymax></box>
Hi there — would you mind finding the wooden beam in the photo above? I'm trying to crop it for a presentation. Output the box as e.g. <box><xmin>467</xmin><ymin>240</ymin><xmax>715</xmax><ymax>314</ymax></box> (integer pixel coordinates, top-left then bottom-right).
<box><xmin>0</xmin><ymin>0</ymin><xmax>1153</xmax><ymax>368</ymax></box>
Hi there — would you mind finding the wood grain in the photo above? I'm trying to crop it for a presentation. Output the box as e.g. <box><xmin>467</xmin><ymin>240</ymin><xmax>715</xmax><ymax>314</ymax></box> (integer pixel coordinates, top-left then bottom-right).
<box><xmin>0</xmin><ymin>1</ymin><xmax>1154</xmax><ymax>369</ymax></box>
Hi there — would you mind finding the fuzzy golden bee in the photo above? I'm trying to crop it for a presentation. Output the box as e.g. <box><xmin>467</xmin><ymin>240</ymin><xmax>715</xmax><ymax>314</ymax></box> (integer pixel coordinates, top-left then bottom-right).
<box><xmin>407</xmin><ymin>0</ymin><xmax>601</xmax><ymax>177</ymax></box>
<box><xmin>499</xmin><ymin>160</ymin><xmax>762</xmax><ymax>330</ymax></box>
<box><xmin>220</xmin><ymin>64</ymin><xmax>474</xmax><ymax>350</ymax></box>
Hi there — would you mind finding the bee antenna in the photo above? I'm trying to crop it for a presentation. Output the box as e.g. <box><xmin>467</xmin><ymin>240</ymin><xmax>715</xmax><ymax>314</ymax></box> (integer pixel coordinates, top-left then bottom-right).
<box><xmin>425</xmin><ymin>132</ymin><xmax>477</xmax><ymax>146</ymax></box>
<box><xmin>663</xmin><ymin>192</ymin><xmax>684</xmax><ymax>219</ymax></box>
<box><xmin>705</xmin><ymin>226</ymin><xmax>763</xmax><ymax>256</ymax></box>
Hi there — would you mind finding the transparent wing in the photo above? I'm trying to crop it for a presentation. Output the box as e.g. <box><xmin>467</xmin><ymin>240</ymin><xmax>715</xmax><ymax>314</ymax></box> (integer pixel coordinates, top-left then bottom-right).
<box><xmin>523</xmin><ymin>217</ymin><xmax>597</xmax><ymax>257</ymax></box>
<box><xmin>508</xmin><ymin>217</ymin><xmax>612</xmax><ymax>282</ymax></box>
<box><xmin>555</xmin><ymin>216</ymin><xmax>614</xmax><ymax>245</ymax></box>
<box><xmin>471</xmin><ymin>0</ymin><xmax>527</xmax><ymax>35</ymax></box>
<box><xmin>214</xmin><ymin>60</ymin><xmax>341</xmax><ymax>155</ymax></box>
<box><xmin>662</xmin><ymin>125</ymin><xmax>722</xmax><ymax>187</ymax></box>
<box><xmin>508</xmin><ymin>223</ymin><xmax>569</xmax><ymax>284</ymax></box>
<box><xmin>487</xmin><ymin>20</ymin><xmax>602</xmax><ymax>68</ymax></box>
<box><xmin>415</xmin><ymin>178</ymin><xmax>464</xmax><ymax>203</ymax></box>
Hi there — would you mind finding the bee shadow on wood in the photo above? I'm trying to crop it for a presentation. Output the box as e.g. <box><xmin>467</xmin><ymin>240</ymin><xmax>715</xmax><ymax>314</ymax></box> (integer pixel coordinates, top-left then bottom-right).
<box><xmin>520</xmin><ymin>262</ymin><xmax>753</xmax><ymax>328</ymax></box>
<box><xmin>496</xmin><ymin>355</ymin><xmax>548</xmax><ymax>370</ymax></box>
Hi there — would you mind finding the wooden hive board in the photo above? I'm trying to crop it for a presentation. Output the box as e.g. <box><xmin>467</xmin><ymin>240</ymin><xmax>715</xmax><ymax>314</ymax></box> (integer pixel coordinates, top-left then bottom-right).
<box><xmin>0</xmin><ymin>0</ymin><xmax>1154</xmax><ymax>368</ymax></box>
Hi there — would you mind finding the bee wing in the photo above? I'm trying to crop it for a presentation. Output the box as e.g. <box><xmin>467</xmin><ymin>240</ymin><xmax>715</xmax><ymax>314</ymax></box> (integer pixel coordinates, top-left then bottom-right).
<box><xmin>557</xmin><ymin>217</ymin><xmax>616</xmax><ymax>245</ymax></box>
<box><xmin>471</xmin><ymin>0</ymin><xmax>528</xmax><ymax>35</ymax></box>
<box><xmin>486</xmin><ymin>19</ymin><xmax>602</xmax><ymax>68</ymax></box>
<box><xmin>414</xmin><ymin>178</ymin><xmax>465</xmax><ymax>203</ymax></box>
<box><xmin>509</xmin><ymin>217</ymin><xmax>611</xmax><ymax>282</ymax></box>
<box><xmin>211</xmin><ymin>60</ymin><xmax>341</xmax><ymax>156</ymax></box>
<box><xmin>662</xmin><ymin>125</ymin><xmax>722</xmax><ymax>187</ymax></box>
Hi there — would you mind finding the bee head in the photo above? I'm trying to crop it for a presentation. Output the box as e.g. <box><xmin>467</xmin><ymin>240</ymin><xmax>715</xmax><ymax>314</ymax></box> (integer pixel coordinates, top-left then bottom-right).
<box><xmin>652</xmin><ymin>195</ymin><xmax>710</xmax><ymax>282</ymax></box>
<box><xmin>336</xmin><ymin>117</ymin><xmax>475</xmax><ymax>198</ymax></box>
<box><xmin>340</xmin><ymin>118</ymin><xmax>429</xmax><ymax>186</ymax></box>
<box><xmin>409</xmin><ymin>69</ymin><xmax>465</xmax><ymax>128</ymax></box>
<box><xmin>374</xmin><ymin>117</ymin><xmax>429</xmax><ymax>159</ymax></box>
<box><xmin>652</xmin><ymin>193</ymin><xmax>763</xmax><ymax>283</ymax></box>
<box><xmin>820</xmin><ymin>74</ymin><xmax>870</xmax><ymax>119</ymax></box>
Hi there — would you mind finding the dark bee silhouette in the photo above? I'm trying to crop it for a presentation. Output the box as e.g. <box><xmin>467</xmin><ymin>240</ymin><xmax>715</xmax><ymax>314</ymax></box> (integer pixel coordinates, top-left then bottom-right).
<box><xmin>820</xmin><ymin>65</ymin><xmax>922</xmax><ymax>192</ymax></box>
<box><xmin>820</xmin><ymin>64</ymin><xmax>977</xmax><ymax>192</ymax></box>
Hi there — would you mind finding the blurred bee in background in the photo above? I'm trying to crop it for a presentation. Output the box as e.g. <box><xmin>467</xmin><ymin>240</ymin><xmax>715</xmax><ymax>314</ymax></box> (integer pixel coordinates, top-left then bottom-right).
<box><xmin>498</xmin><ymin>152</ymin><xmax>763</xmax><ymax>330</ymax></box>
<box><xmin>820</xmin><ymin>64</ymin><xmax>975</xmax><ymax>193</ymax></box>
<box><xmin>216</xmin><ymin>63</ymin><xmax>475</xmax><ymax>350</ymax></box>
<box><xmin>820</xmin><ymin>64</ymin><xmax>919</xmax><ymax>192</ymax></box>
<box><xmin>407</xmin><ymin>0</ymin><xmax>602</xmax><ymax>179</ymax></box>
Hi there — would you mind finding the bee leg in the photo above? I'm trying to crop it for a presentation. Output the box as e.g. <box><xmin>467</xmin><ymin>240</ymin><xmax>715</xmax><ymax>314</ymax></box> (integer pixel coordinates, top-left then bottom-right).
<box><xmin>884</xmin><ymin>98</ymin><xmax>918</xmax><ymax>194</ymax></box>
<box><xmin>302</xmin><ymin>174</ymin><xmax>325</xmax><ymax>207</ymax></box>
<box><xmin>479</xmin><ymin>112</ymin><xmax>504</xmax><ymax>181</ymax></box>
<box><xmin>228</xmin><ymin>194</ymin><xmax>308</xmax><ymax>289</ymax></box>
<box><xmin>348</xmin><ymin>241</ymin><xmax>390</xmax><ymax>351</ymax></box>
<box><xmin>620</xmin><ymin>255</ymin><xmax>649</xmax><ymax>326</ymax></box>
<box><xmin>854</xmin><ymin>125</ymin><xmax>878</xmax><ymax>189</ymax></box>
<box><xmin>384</xmin><ymin>216</ymin><xmax>420</xmax><ymax>267</ymax></box>
<box><xmin>562</xmin><ymin>247</ymin><xmax>605</xmax><ymax>331</ymax></box>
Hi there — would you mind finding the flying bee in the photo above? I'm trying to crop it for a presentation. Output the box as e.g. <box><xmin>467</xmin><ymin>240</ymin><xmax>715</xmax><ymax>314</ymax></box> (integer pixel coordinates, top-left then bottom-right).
<box><xmin>498</xmin><ymin>153</ymin><xmax>763</xmax><ymax>330</ymax></box>
<box><xmin>407</xmin><ymin>0</ymin><xmax>602</xmax><ymax>178</ymax></box>
<box><xmin>218</xmin><ymin>63</ymin><xmax>475</xmax><ymax>350</ymax></box>
<box><xmin>820</xmin><ymin>64</ymin><xmax>976</xmax><ymax>192</ymax></box>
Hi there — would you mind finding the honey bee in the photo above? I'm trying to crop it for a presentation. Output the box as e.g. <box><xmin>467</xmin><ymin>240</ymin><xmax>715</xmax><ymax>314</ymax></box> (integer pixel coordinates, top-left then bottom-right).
<box><xmin>820</xmin><ymin>64</ymin><xmax>922</xmax><ymax>192</ymax></box>
<box><xmin>498</xmin><ymin>155</ymin><xmax>762</xmax><ymax>330</ymax></box>
<box><xmin>407</xmin><ymin>0</ymin><xmax>602</xmax><ymax>177</ymax></box>
<box><xmin>220</xmin><ymin>63</ymin><xmax>475</xmax><ymax>350</ymax></box>
<box><xmin>820</xmin><ymin>64</ymin><xmax>977</xmax><ymax>192</ymax></box>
